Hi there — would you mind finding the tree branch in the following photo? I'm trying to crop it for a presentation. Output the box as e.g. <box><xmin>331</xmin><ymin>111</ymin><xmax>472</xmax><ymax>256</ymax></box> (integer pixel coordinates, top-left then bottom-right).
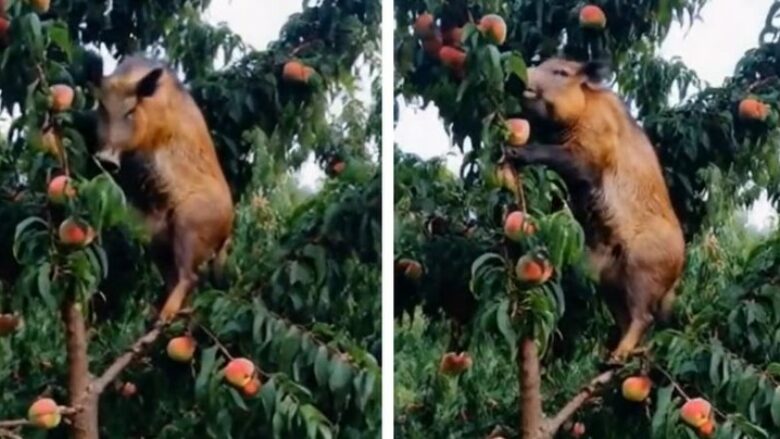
<box><xmin>62</xmin><ymin>300</ymin><xmax>98</xmax><ymax>439</ymax></box>
<box><xmin>543</xmin><ymin>369</ymin><xmax>616</xmax><ymax>434</ymax></box>
<box><xmin>88</xmin><ymin>323</ymin><xmax>163</xmax><ymax>395</ymax></box>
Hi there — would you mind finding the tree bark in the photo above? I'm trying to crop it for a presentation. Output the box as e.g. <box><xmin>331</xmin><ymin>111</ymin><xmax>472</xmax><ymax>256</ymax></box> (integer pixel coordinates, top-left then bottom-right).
<box><xmin>518</xmin><ymin>338</ymin><xmax>544</xmax><ymax>439</ymax></box>
<box><xmin>62</xmin><ymin>301</ymin><xmax>98</xmax><ymax>439</ymax></box>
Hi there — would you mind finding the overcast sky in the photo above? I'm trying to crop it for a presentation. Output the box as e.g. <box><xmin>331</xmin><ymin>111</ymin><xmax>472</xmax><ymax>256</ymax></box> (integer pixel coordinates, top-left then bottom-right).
<box><xmin>394</xmin><ymin>0</ymin><xmax>778</xmax><ymax>230</ymax></box>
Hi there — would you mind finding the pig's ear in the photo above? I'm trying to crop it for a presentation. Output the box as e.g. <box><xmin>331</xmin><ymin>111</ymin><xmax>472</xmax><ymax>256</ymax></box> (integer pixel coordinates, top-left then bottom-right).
<box><xmin>580</xmin><ymin>60</ymin><xmax>611</xmax><ymax>90</ymax></box>
<box><xmin>136</xmin><ymin>68</ymin><xmax>164</xmax><ymax>99</ymax></box>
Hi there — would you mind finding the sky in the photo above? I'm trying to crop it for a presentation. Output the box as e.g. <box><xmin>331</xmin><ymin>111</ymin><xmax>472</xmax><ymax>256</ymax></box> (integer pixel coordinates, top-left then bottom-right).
<box><xmin>394</xmin><ymin>0</ymin><xmax>778</xmax><ymax>230</ymax></box>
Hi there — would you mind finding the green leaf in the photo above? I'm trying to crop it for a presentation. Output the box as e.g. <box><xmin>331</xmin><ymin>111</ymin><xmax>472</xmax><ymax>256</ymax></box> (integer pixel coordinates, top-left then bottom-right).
<box><xmin>195</xmin><ymin>346</ymin><xmax>219</xmax><ymax>400</ymax></box>
<box><xmin>228</xmin><ymin>386</ymin><xmax>249</xmax><ymax>411</ymax></box>
<box><xmin>771</xmin><ymin>387</ymin><xmax>780</xmax><ymax>427</ymax></box>
<box><xmin>37</xmin><ymin>262</ymin><xmax>56</xmax><ymax>309</ymax></box>
<box><xmin>314</xmin><ymin>346</ymin><xmax>330</xmax><ymax>386</ymax></box>
<box><xmin>328</xmin><ymin>360</ymin><xmax>353</xmax><ymax>396</ymax></box>
<box><xmin>496</xmin><ymin>299</ymin><xmax>517</xmax><ymax>354</ymax></box>
<box><xmin>504</xmin><ymin>52</ymin><xmax>528</xmax><ymax>84</ymax></box>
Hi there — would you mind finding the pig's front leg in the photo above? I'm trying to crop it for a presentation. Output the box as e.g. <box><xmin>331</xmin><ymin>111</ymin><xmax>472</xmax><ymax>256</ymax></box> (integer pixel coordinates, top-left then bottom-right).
<box><xmin>503</xmin><ymin>143</ymin><xmax>594</xmax><ymax>189</ymax></box>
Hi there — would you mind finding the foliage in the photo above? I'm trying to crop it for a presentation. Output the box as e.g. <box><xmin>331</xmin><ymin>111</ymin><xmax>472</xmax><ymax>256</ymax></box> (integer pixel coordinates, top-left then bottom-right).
<box><xmin>0</xmin><ymin>0</ymin><xmax>381</xmax><ymax>437</ymax></box>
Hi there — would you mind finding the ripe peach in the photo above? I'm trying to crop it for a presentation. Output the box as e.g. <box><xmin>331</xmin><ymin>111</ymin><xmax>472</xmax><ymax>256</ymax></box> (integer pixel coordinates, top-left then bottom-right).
<box><xmin>166</xmin><ymin>336</ymin><xmax>196</xmax><ymax>362</ymax></box>
<box><xmin>330</xmin><ymin>160</ymin><xmax>346</xmax><ymax>175</ymax></box>
<box><xmin>579</xmin><ymin>5</ymin><xmax>606</xmax><ymax>30</ymax></box>
<box><xmin>30</xmin><ymin>0</ymin><xmax>50</xmax><ymax>14</ymax></box>
<box><xmin>241</xmin><ymin>376</ymin><xmax>262</xmax><ymax>397</ymax></box>
<box><xmin>397</xmin><ymin>258</ymin><xmax>423</xmax><ymax>280</ymax></box>
<box><xmin>414</xmin><ymin>13</ymin><xmax>435</xmax><ymax>39</ymax></box>
<box><xmin>47</xmin><ymin>175</ymin><xmax>76</xmax><ymax>204</ymax></box>
<box><xmin>58</xmin><ymin>218</ymin><xmax>95</xmax><ymax>247</ymax></box>
<box><xmin>0</xmin><ymin>313</ymin><xmax>20</xmax><ymax>336</ymax></box>
<box><xmin>698</xmin><ymin>419</ymin><xmax>716</xmax><ymax>437</ymax></box>
<box><xmin>422</xmin><ymin>35</ymin><xmax>443</xmax><ymax>57</ymax></box>
<box><xmin>49</xmin><ymin>84</ymin><xmax>74</xmax><ymax>112</ymax></box>
<box><xmin>515</xmin><ymin>255</ymin><xmax>553</xmax><ymax>284</ymax></box>
<box><xmin>680</xmin><ymin>398</ymin><xmax>712</xmax><ymax>428</ymax></box>
<box><xmin>224</xmin><ymin>357</ymin><xmax>256</xmax><ymax>388</ymax></box>
<box><xmin>571</xmin><ymin>422</ymin><xmax>586</xmax><ymax>437</ymax></box>
<box><xmin>621</xmin><ymin>376</ymin><xmax>652</xmax><ymax>402</ymax></box>
<box><xmin>282</xmin><ymin>60</ymin><xmax>315</xmax><ymax>84</ymax></box>
<box><xmin>478</xmin><ymin>14</ymin><xmax>507</xmax><ymax>45</ymax></box>
<box><xmin>442</xmin><ymin>27</ymin><xmax>463</xmax><ymax>47</ymax></box>
<box><xmin>504</xmin><ymin>211</ymin><xmax>535</xmax><ymax>242</ymax></box>
<box><xmin>506</xmin><ymin>118</ymin><xmax>530</xmax><ymax>146</ymax></box>
<box><xmin>738</xmin><ymin>98</ymin><xmax>769</xmax><ymax>121</ymax></box>
<box><xmin>439</xmin><ymin>46</ymin><xmax>466</xmax><ymax>73</ymax></box>
<box><xmin>28</xmin><ymin>398</ymin><xmax>60</xmax><ymax>429</ymax></box>
<box><xmin>120</xmin><ymin>382</ymin><xmax>137</xmax><ymax>398</ymax></box>
<box><xmin>439</xmin><ymin>352</ymin><xmax>472</xmax><ymax>376</ymax></box>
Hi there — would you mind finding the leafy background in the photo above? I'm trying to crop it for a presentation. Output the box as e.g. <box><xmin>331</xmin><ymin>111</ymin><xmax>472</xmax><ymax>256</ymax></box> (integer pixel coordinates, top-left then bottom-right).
<box><xmin>394</xmin><ymin>1</ymin><xmax>780</xmax><ymax>438</ymax></box>
<box><xmin>0</xmin><ymin>0</ymin><xmax>381</xmax><ymax>438</ymax></box>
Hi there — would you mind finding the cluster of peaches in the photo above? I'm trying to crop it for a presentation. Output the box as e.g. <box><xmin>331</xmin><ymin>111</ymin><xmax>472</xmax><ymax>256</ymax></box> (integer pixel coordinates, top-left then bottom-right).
<box><xmin>0</xmin><ymin>0</ymin><xmax>51</xmax><ymax>42</ymax></box>
<box><xmin>24</xmin><ymin>335</ymin><xmax>262</xmax><ymax>430</ymax></box>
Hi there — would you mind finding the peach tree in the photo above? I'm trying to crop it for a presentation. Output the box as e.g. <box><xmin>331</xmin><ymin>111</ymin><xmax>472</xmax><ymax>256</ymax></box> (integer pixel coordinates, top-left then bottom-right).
<box><xmin>0</xmin><ymin>0</ymin><xmax>380</xmax><ymax>438</ymax></box>
<box><xmin>394</xmin><ymin>1</ymin><xmax>780</xmax><ymax>438</ymax></box>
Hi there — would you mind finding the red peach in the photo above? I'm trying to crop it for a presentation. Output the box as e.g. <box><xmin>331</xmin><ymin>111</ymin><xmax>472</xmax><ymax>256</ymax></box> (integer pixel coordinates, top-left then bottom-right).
<box><xmin>397</xmin><ymin>258</ymin><xmax>423</xmax><ymax>280</ymax></box>
<box><xmin>49</xmin><ymin>85</ymin><xmax>74</xmax><ymax>112</ymax></box>
<box><xmin>30</xmin><ymin>0</ymin><xmax>50</xmax><ymax>14</ymax></box>
<box><xmin>422</xmin><ymin>35</ymin><xmax>443</xmax><ymax>57</ymax></box>
<box><xmin>515</xmin><ymin>255</ymin><xmax>553</xmax><ymax>284</ymax></box>
<box><xmin>224</xmin><ymin>357</ymin><xmax>256</xmax><ymax>388</ymax></box>
<box><xmin>738</xmin><ymin>98</ymin><xmax>769</xmax><ymax>121</ymax></box>
<box><xmin>478</xmin><ymin>14</ymin><xmax>507</xmax><ymax>45</ymax></box>
<box><xmin>439</xmin><ymin>46</ymin><xmax>466</xmax><ymax>74</ymax></box>
<box><xmin>442</xmin><ymin>27</ymin><xmax>464</xmax><ymax>47</ymax></box>
<box><xmin>504</xmin><ymin>211</ymin><xmax>535</xmax><ymax>242</ymax></box>
<box><xmin>166</xmin><ymin>336</ymin><xmax>196</xmax><ymax>363</ymax></box>
<box><xmin>282</xmin><ymin>60</ymin><xmax>315</xmax><ymax>84</ymax></box>
<box><xmin>47</xmin><ymin>175</ymin><xmax>76</xmax><ymax>204</ymax></box>
<box><xmin>579</xmin><ymin>5</ymin><xmax>606</xmax><ymax>29</ymax></box>
<box><xmin>621</xmin><ymin>376</ymin><xmax>652</xmax><ymax>402</ymax></box>
<box><xmin>680</xmin><ymin>398</ymin><xmax>712</xmax><ymax>428</ymax></box>
<box><xmin>58</xmin><ymin>218</ymin><xmax>95</xmax><ymax>247</ymax></box>
<box><xmin>571</xmin><ymin>422</ymin><xmax>586</xmax><ymax>437</ymax></box>
<box><xmin>698</xmin><ymin>419</ymin><xmax>716</xmax><ymax>437</ymax></box>
<box><xmin>0</xmin><ymin>313</ymin><xmax>20</xmax><ymax>336</ymax></box>
<box><xmin>506</xmin><ymin>118</ymin><xmax>530</xmax><ymax>146</ymax></box>
<box><xmin>120</xmin><ymin>382</ymin><xmax>137</xmax><ymax>398</ymax></box>
<box><xmin>241</xmin><ymin>376</ymin><xmax>262</xmax><ymax>397</ymax></box>
<box><xmin>439</xmin><ymin>352</ymin><xmax>472</xmax><ymax>376</ymax></box>
<box><xmin>414</xmin><ymin>13</ymin><xmax>435</xmax><ymax>39</ymax></box>
<box><xmin>28</xmin><ymin>398</ymin><xmax>60</xmax><ymax>429</ymax></box>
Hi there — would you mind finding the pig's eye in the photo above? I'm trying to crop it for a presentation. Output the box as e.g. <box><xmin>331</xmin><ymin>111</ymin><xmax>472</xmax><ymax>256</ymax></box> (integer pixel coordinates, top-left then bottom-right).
<box><xmin>553</xmin><ymin>69</ymin><xmax>570</xmax><ymax>77</ymax></box>
<box><xmin>124</xmin><ymin>108</ymin><xmax>136</xmax><ymax>119</ymax></box>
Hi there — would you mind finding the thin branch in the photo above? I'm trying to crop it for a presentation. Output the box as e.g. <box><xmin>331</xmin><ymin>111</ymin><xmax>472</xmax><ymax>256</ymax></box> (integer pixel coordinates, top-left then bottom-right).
<box><xmin>89</xmin><ymin>324</ymin><xmax>164</xmax><ymax>395</ymax></box>
<box><xmin>199</xmin><ymin>324</ymin><xmax>234</xmax><ymax>360</ymax></box>
<box><xmin>543</xmin><ymin>369</ymin><xmax>617</xmax><ymax>434</ymax></box>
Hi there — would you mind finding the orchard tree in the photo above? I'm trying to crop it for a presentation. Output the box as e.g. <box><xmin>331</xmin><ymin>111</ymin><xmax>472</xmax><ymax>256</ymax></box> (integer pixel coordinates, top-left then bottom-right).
<box><xmin>394</xmin><ymin>1</ymin><xmax>780</xmax><ymax>438</ymax></box>
<box><xmin>0</xmin><ymin>0</ymin><xmax>381</xmax><ymax>438</ymax></box>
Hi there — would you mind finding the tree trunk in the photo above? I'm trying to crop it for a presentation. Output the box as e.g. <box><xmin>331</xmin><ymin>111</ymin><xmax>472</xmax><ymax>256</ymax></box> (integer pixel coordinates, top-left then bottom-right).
<box><xmin>62</xmin><ymin>301</ymin><xmax>98</xmax><ymax>439</ymax></box>
<box><xmin>518</xmin><ymin>338</ymin><xmax>544</xmax><ymax>439</ymax></box>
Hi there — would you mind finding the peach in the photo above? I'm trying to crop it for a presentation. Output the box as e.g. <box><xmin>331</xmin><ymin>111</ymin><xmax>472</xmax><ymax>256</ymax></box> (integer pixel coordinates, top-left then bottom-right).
<box><xmin>0</xmin><ymin>313</ymin><xmax>20</xmax><ymax>336</ymax></box>
<box><xmin>329</xmin><ymin>160</ymin><xmax>346</xmax><ymax>175</ymax></box>
<box><xmin>439</xmin><ymin>352</ymin><xmax>472</xmax><ymax>376</ymax></box>
<box><xmin>698</xmin><ymin>419</ymin><xmax>716</xmax><ymax>437</ymax></box>
<box><xmin>397</xmin><ymin>258</ymin><xmax>423</xmax><ymax>280</ymax></box>
<box><xmin>579</xmin><ymin>5</ymin><xmax>606</xmax><ymax>29</ymax></box>
<box><xmin>241</xmin><ymin>376</ymin><xmax>262</xmax><ymax>397</ymax></box>
<box><xmin>621</xmin><ymin>376</ymin><xmax>652</xmax><ymax>402</ymax></box>
<box><xmin>422</xmin><ymin>35</ymin><xmax>443</xmax><ymax>57</ymax></box>
<box><xmin>442</xmin><ymin>27</ymin><xmax>463</xmax><ymax>47</ymax></box>
<box><xmin>515</xmin><ymin>255</ymin><xmax>553</xmax><ymax>284</ymax></box>
<box><xmin>571</xmin><ymin>422</ymin><xmax>586</xmax><ymax>437</ymax></box>
<box><xmin>478</xmin><ymin>14</ymin><xmax>507</xmax><ymax>45</ymax></box>
<box><xmin>28</xmin><ymin>398</ymin><xmax>60</xmax><ymax>429</ymax></box>
<box><xmin>30</xmin><ymin>0</ymin><xmax>50</xmax><ymax>14</ymax></box>
<box><xmin>282</xmin><ymin>60</ymin><xmax>315</xmax><ymax>84</ymax></box>
<box><xmin>49</xmin><ymin>85</ymin><xmax>74</xmax><ymax>112</ymax></box>
<box><xmin>166</xmin><ymin>336</ymin><xmax>196</xmax><ymax>362</ymax></box>
<box><xmin>504</xmin><ymin>211</ymin><xmax>535</xmax><ymax>242</ymax></box>
<box><xmin>439</xmin><ymin>46</ymin><xmax>466</xmax><ymax>73</ymax></box>
<box><xmin>120</xmin><ymin>382</ymin><xmax>137</xmax><ymax>398</ymax></box>
<box><xmin>680</xmin><ymin>398</ymin><xmax>712</xmax><ymax>428</ymax></box>
<box><xmin>414</xmin><ymin>13</ymin><xmax>435</xmax><ymax>39</ymax></box>
<box><xmin>47</xmin><ymin>175</ymin><xmax>76</xmax><ymax>204</ymax></box>
<box><xmin>58</xmin><ymin>218</ymin><xmax>95</xmax><ymax>247</ymax></box>
<box><xmin>224</xmin><ymin>357</ymin><xmax>255</xmax><ymax>388</ymax></box>
<box><xmin>738</xmin><ymin>98</ymin><xmax>769</xmax><ymax>121</ymax></box>
<box><xmin>506</xmin><ymin>118</ymin><xmax>530</xmax><ymax>146</ymax></box>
